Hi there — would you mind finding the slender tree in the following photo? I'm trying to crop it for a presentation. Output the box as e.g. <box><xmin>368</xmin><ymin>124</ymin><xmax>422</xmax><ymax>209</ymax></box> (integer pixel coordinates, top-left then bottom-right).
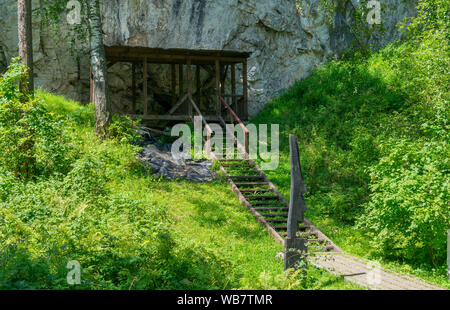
<box><xmin>18</xmin><ymin>0</ymin><xmax>34</xmax><ymax>94</ymax></box>
<box><xmin>87</xmin><ymin>0</ymin><xmax>111</xmax><ymax>137</ymax></box>
<box><xmin>39</xmin><ymin>0</ymin><xmax>111</xmax><ymax>137</ymax></box>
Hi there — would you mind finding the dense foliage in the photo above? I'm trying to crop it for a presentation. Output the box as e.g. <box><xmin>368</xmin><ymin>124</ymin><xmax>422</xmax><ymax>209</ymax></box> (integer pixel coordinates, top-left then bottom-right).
<box><xmin>0</xmin><ymin>63</ymin><xmax>358</xmax><ymax>290</ymax></box>
<box><xmin>253</xmin><ymin>6</ymin><xmax>449</xmax><ymax>268</ymax></box>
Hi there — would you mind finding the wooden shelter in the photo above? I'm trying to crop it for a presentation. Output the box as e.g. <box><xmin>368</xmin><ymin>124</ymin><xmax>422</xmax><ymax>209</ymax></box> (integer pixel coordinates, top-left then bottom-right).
<box><xmin>92</xmin><ymin>46</ymin><xmax>251</xmax><ymax>123</ymax></box>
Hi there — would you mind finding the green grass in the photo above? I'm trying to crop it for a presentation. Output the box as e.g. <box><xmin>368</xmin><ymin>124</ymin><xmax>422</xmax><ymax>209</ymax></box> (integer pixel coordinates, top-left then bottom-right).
<box><xmin>0</xmin><ymin>90</ymin><xmax>360</xmax><ymax>290</ymax></box>
<box><xmin>250</xmin><ymin>29</ymin><xmax>449</xmax><ymax>289</ymax></box>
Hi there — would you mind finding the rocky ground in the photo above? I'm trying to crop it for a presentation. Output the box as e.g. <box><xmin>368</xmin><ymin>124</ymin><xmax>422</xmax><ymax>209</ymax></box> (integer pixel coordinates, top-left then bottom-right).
<box><xmin>137</xmin><ymin>128</ymin><xmax>217</xmax><ymax>182</ymax></box>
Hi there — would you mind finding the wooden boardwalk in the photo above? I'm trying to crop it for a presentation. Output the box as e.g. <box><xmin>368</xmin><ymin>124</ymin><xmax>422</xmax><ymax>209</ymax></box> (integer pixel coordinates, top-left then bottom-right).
<box><xmin>312</xmin><ymin>252</ymin><xmax>444</xmax><ymax>290</ymax></box>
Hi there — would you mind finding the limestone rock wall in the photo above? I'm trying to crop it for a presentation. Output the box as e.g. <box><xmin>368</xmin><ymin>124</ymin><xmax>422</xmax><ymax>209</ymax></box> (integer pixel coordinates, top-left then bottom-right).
<box><xmin>0</xmin><ymin>0</ymin><xmax>416</xmax><ymax>117</ymax></box>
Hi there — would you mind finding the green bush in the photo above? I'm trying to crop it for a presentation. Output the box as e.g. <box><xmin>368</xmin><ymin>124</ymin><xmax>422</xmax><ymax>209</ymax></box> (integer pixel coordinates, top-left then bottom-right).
<box><xmin>359</xmin><ymin>138</ymin><xmax>449</xmax><ymax>266</ymax></box>
<box><xmin>0</xmin><ymin>69</ymin><xmax>241</xmax><ymax>289</ymax></box>
<box><xmin>252</xmin><ymin>23</ymin><xmax>449</xmax><ymax>267</ymax></box>
<box><xmin>0</xmin><ymin>58</ymin><xmax>71</xmax><ymax>179</ymax></box>
<box><xmin>109</xmin><ymin>114</ymin><xmax>142</xmax><ymax>144</ymax></box>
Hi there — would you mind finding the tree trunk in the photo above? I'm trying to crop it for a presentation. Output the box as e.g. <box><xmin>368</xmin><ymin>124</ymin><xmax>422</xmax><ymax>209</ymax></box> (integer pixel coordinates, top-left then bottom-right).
<box><xmin>88</xmin><ymin>0</ymin><xmax>111</xmax><ymax>137</ymax></box>
<box><xmin>17</xmin><ymin>0</ymin><xmax>34</xmax><ymax>94</ymax></box>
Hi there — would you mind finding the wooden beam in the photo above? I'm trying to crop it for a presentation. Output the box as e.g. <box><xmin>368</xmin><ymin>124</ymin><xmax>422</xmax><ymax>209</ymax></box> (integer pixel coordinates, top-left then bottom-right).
<box><xmin>143</xmin><ymin>57</ymin><xmax>148</xmax><ymax>115</ymax></box>
<box><xmin>106</xmin><ymin>56</ymin><xmax>245</xmax><ymax>66</ymax></box>
<box><xmin>216</xmin><ymin>59</ymin><xmax>221</xmax><ymax>117</ymax></box>
<box><xmin>231</xmin><ymin>64</ymin><xmax>236</xmax><ymax>112</ymax></box>
<box><xmin>105</xmin><ymin>49</ymin><xmax>247</xmax><ymax>65</ymax></box>
<box><xmin>125</xmin><ymin>114</ymin><xmax>223</xmax><ymax>122</ymax></box>
<box><xmin>220</xmin><ymin>64</ymin><xmax>225</xmax><ymax>98</ymax></box>
<box><xmin>171</xmin><ymin>64</ymin><xmax>176</xmax><ymax>106</ymax></box>
<box><xmin>178</xmin><ymin>63</ymin><xmax>184</xmax><ymax>97</ymax></box>
<box><xmin>196</xmin><ymin>65</ymin><xmax>201</xmax><ymax>106</ymax></box>
<box><xmin>186</xmin><ymin>57</ymin><xmax>193</xmax><ymax>118</ymax></box>
<box><xmin>200</xmin><ymin>64</ymin><xmax>215</xmax><ymax>77</ymax></box>
<box><xmin>168</xmin><ymin>94</ymin><xmax>188</xmax><ymax>115</ymax></box>
<box><xmin>285</xmin><ymin>134</ymin><xmax>308</xmax><ymax>271</ymax></box>
<box><xmin>132</xmin><ymin>62</ymin><xmax>136</xmax><ymax>114</ymax></box>
<box><xmin>242</xmin><ymin>60</ymin><xmax>248</xmax><ymax>121</ymax></box>
<box><xmin>105</xmin><ymin>46</ymin><xmax>250</xmax><ymax>59</ymax></box>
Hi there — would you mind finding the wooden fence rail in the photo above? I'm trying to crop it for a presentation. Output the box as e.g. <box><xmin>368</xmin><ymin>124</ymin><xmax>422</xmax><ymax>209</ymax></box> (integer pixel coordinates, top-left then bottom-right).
<box><xmin>284</xmin><ymin>134</ymin><xmax>308</xmax><ymax>271</ymax></box>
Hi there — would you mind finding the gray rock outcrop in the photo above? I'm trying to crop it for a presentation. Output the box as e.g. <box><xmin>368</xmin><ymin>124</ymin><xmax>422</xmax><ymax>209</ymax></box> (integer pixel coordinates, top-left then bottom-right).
<box><xmin>0</xmin><ymin>0</ymin><xmax>416</xmax><ymax>117</ymax></box>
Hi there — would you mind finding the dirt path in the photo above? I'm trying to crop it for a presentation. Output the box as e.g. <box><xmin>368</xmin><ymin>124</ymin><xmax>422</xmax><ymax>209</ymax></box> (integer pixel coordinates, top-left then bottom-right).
<box><xmin>312</xmin><ymin>252</ymin><xmax>444</xmax><ymax>290</ymax></box>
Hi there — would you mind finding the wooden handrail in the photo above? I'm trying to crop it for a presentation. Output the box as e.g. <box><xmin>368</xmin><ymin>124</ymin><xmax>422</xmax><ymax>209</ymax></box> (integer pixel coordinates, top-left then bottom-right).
<box><xmin>219</xmin><ymin>96</ymin><xmax>249</xmax><ymax>154</ymax></box>
<box><xmin>189</xmin><ymin>98</ymin><xmax>215</xmax><ymax>158</ymax></box>
<box><xmin>168</xmin><ymin>93</ymin><xmax>189</xmax><ymax>115</ymax></box>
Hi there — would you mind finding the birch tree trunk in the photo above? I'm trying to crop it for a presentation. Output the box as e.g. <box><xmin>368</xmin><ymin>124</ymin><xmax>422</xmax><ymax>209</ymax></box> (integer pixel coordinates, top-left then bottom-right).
<box><xmin>88</xmin><ymin>0</ymin><xmax>111</xmax><ymax>137</ymax></box>
<box><xmin>18</xmin><ymin>0</ymin><xmax>34</xmax><ymax>94</ymax></box>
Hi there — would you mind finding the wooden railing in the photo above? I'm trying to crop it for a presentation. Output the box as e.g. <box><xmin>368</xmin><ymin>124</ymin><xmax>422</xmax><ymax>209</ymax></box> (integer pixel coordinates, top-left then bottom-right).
<box><xmin>219</xmin><ymin>96</ymin><xmax>249</xmax><ymax>155</ymax></box>
<box><xmin>189</xmin><ymin>97</ymin><xmax>215</xmax><ymax>159</ymax></box>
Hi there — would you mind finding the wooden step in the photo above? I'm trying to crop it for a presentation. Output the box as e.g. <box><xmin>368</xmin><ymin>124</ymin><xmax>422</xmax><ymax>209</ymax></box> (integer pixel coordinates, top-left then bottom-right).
<box><xmin>213</xmin><ymin>154</ymin><xmax>245</xmax><ymax>158</ymax></box>
<box><xmin>251</xmin><ymin>201</ymin><xmax>286</xmax><ymax>206</ymax></box>
<box><xmin>234</xmin><ymin>182</ymin><xmax>269</xmax><ymax>186</ymax></box>
<box><xmin>244</xmin><ymin>195</ymin><xmax>279</xmax><ymax>200</ymax></box>
<box><xmin>261</xmin><ymin>213</ymin><xmax>288</xmax><ymax>217</ymax></box>
<box><xmin>272</xmin><ymin>225</ymin><xmax>309</xmax><ymax>231</ymax></box>
<box><xmin>305</xmin><ymin>239</ymin><xmax>325</xmax><ymax>243</ymax></box>
<box><xmin>228</xmin><ymin>172</ymin><xmax>260</xmax><ymax>177</ymax></box>
<box><xmin>239</xmin><ymin>189</ymin><xmax>272</xmax><ymax>193</ymax></box>
<box><xmin>308</xmin><ymin>245</ymin><xmax>335</xmax><ymax>252</ymax></box>
<box><xmin>265</xmin><ymin>219</ymin><xmax>288</xmax><ymax>223</ymax></box>
<box><xmin>231</xmin><ymin>176</ymin><xmax>264</xmax><ymax>180</ymax></box>
<box><xmin>222</xmin><ymin>163</ymin><xmax>252</xmax><ymax>168</ymax></box>
<box><xmin>254</xmin><ymin>206</ymin><xmax>289</xmax><ymax>211</ymax></box>
<box><xmin>280</xmin><ymin>231</ymin><xmax>318</xmax><ymax>238</ymax></box>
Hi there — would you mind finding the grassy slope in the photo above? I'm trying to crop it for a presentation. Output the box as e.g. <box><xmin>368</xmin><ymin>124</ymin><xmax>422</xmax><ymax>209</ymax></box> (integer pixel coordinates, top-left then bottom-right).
<box><xmin>250</xmin><ymin>32</ymin><xmax>449</xmax><ymax>289</ymax></box>
<box><xmin>2</xmin><ymin>91</ymin><xmax>358</xmax><ymax>290</ymax></box>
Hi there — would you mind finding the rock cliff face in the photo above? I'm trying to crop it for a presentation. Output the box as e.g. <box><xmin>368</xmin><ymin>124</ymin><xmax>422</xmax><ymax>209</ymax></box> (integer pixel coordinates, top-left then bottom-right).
<box><xmin>0</xmin><ymin>0</ymin><xmax>416</xmax><ymax>117</ymax></box>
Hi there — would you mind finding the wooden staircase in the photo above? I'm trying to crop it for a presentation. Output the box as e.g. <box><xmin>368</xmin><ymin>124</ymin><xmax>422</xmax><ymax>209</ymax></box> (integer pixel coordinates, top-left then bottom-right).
<box><xmin>213</xmin><ymin>149</ymin><xmax>341</xmax><ymax>253</ymax></box>
<box><xmin>190</xmin><ymin>96</ymin><xmax>341</xmax><ymax>254</ymax></box>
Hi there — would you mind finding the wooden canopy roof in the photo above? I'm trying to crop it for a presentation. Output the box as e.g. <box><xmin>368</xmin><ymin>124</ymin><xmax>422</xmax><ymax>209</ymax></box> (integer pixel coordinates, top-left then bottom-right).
<box><xmin>105</xmin><ymin>46</ymin><xmax>251</xmax><ymax>65</ymax></box>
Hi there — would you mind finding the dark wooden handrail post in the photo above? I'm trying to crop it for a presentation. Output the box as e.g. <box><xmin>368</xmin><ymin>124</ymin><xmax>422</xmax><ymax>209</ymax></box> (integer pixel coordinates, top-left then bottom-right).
<box><xmin>132</xmin><ymin>62</ymin><xmax>136</xmax><ymax>114</ymax></box>
<box><xmin>187</xmin><ymin>57</ymin><xmax>193</xmax><ymax>118</ymax></box>
<box><xmin>219</xmin><ymin>96</ymin><xmax>249</xmax><ymax>155</ymax></box>
<box><xmin>284</xmin><ymin>134</ymin><xmax>308</xmax><ymax>271</ymax></box>
<box><xmin>143</xmin><ymin>57</ymin><xmax>148</xmax><ymax>116</ymax></box>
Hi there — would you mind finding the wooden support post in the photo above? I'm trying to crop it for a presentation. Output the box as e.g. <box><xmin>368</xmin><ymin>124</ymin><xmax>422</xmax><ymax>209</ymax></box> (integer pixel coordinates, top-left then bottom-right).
<box><xmin>179</xmin><ymin>63</ymin><xmax>185</xmax><ymax>113</ymax></box>
<box><xmin>220</xmin><ymin>64</ymin><xmax>225</xmax><ymax>99</ymax></box>
<box><xmin>284</xmin><ymin>134</ymin><xmax>308</xmax><ymax>271</ymax></box>
<box><xmin>242</xmin><ymin>60</ymin><xmax>248</xmax><ymax>121</ymax></box>
<box><xmin>196</xmin><ymin>65</ymin><xmax>201</xmax><ymax>106</ymax></box>
<box><xmin>231</xmin><ymin>64</ymin><xmax>236</xmax><ymax>111</ymax></box>
<box><xmin>178</xmin><ymin>63</ymin><xmax>184</xmax><ymax>97</ymax></box>
<box><xmin>215</xmin><ymin>59</ymin><xmax>221</xmax><ymax>117</ymax></box>
<box><xmin>132</xmin><ymin>62</ymin><xmax>136</xmax><ymax>114</ymax></box>
<box><xmin>143</xmin><ymin>57</ymin><xmax>148</xmax><ymax>116</ymax></box>
<box><xmin>186</xmin><ymin>57</ymin><xmax>193</xmax><ymax>118</ymax></box>
<box><xmin>171</xmin><ymin>64</ymin><xmax>176</xmax><ymax>107</ymax></box>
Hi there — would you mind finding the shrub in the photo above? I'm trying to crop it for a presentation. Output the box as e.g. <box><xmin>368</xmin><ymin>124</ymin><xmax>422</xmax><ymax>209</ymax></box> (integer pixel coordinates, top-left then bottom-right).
<box><xmin>0</xmin><ymin>58</ymin><xmax>71</xmax><ymax>179</ymax></box>
<box><xmin>109</xmin><ymin>114</ymin><xmax>142</xmax><ymax>144</ymax></box>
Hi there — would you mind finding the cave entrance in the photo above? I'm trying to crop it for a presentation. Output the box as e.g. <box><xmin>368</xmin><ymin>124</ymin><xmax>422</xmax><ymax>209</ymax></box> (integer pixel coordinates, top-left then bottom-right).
<box><xmin>93</xmin><ymin>46</ymin><xmax>250</xmax><ymax>127</ymax></box>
